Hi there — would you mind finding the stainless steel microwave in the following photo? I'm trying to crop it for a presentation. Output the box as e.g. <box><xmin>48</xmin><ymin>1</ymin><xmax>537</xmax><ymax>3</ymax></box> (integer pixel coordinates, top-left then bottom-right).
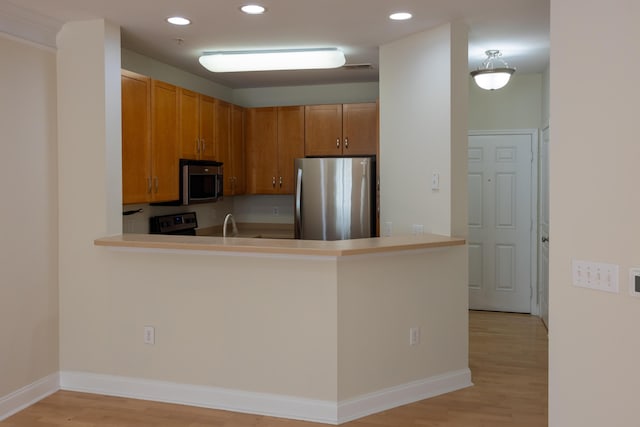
<box><xmin>180</xmin><ymin>159</ymin><xmax>223</xmax><ymax>205</ymax></box>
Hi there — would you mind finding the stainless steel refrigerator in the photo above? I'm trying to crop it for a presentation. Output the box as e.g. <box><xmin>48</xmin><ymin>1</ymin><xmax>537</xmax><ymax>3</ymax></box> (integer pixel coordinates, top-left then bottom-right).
<box><xmin>294</xmin><ymin>157</ymin><xmax>376</xmax><ymax>240</ymax></box>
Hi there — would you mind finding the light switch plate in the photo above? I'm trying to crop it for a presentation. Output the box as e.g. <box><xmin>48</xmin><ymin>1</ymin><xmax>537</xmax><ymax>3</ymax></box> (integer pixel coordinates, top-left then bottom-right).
<box><xmin>572</xmin><ymin>259</ymin><xmax>619</xmax><ymax>293</ymax></box>
<box><xmin>629</xmin><ymin>268</ymin><xmax>640</xmax><ymax>297</ymax></box>
<box><xmin>431</xmin><ymin>172</ymin><xmax>440</xmax><ymax>190</ymax></box>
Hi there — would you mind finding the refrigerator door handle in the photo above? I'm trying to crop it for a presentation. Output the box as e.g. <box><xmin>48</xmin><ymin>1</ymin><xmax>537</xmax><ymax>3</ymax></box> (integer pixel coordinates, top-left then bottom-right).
<box><xmin>295</xmin><ymin>167</ymin><xmax>303</xmax><ymax>238</ymax></box>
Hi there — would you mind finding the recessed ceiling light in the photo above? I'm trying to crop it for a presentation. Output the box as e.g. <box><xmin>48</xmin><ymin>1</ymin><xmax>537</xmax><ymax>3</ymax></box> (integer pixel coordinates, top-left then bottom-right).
<box><xmin>166</xmin><ymin>16</ymin><xmax>191</xmax><ymax>26</ymax></box>
<box><xmin>389</xmin><ymin>12</ymin><xmax>412</xmax><ymax>21</ymax></box>
<box><xmin>240</xmin><ymin>4</ymin><xmax>266</xmax><ymax>14</ymax></box>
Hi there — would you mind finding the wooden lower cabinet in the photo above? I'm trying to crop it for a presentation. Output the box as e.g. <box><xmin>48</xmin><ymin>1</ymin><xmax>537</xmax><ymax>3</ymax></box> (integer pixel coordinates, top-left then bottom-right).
<box><xmin>121</xmin><ymin>71</ymin><xmax>179</xmax><ymax>204</ymax></box>
<box><xmin>245</xmin><ymin>106</ymin><xmax>304</xmax><ymax>195</ymax></box>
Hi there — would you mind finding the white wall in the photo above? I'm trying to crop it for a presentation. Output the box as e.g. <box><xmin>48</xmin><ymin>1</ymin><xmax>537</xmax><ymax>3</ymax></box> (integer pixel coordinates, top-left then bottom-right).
<box><xmin>379</xmin><ymin>21</ymin><xmax>468</xmax><ymax>237</ymax></box>
<box><xmin>233</xmin><ymin>82</ymin><xmax>378</xmax><ymax>107</ymax></box>
<box><xmin>468</xmin><ymin>73</ymin><xmax>542</xmax><ymax>130</ymax></box>
<box><xmin>549</xmin><ymin>1</ymin><xmax>640</xmax><ymax>426</ymax></box>
<box><xmin>122</xmin><ymin>49</ymin><xmax>234</xmax><ymax>103</ymax></box>
<box><xmin>57</xmin><ymin>18</ymin><xmax>122</xmax><ymax>372</ymax></box>
<box><xmin>0</xmin><ymin>34</ymin><xmax>59</xmax><ymax>397</ymax></box>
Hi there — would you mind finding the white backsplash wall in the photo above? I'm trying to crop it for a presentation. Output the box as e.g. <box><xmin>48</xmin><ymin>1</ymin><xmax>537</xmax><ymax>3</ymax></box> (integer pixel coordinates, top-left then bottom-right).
<box><xmin>122</xmin><ymin>197</ymin><xmax>235</xmax><ymax>233</ymax></box>
<box><xmin>233</xmin><ymin>195</ymin><xmax>294</xmax><ymax>224</ymax></box>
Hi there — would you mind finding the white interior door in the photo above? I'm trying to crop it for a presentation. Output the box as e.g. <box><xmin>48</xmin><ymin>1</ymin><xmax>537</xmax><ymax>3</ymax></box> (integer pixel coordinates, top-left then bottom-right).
<box><xmin>539</xmin><ymin>126</ymin><xmax>550</xmax><ymax>327</ymax></box>
<box><xmin>468</xmin><ymin>132</ymin><xmax>535</xmax><ymax>313</ymax></box>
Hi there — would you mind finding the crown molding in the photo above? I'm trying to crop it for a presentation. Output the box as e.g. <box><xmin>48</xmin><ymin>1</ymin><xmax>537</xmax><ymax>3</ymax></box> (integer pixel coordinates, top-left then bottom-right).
<box><xmin>0</xmin><ymin>1</ymin><xmax>61</xmax><ymax>48</ymax></box>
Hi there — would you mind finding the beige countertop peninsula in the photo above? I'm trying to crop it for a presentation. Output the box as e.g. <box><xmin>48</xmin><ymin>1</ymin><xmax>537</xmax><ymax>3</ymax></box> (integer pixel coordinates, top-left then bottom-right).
<box><xmin>94</xmin><ymin>232</ymin><xmax>465</xmax><ymax>256</ymax></box>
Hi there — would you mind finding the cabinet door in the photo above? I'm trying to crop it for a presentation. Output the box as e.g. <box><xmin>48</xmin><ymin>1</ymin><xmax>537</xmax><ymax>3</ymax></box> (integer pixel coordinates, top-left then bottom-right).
<box><xmin>230</xmin><ymin>105</ymin><xmax>246</xmax><ymax>195</ymax></box>
<box><xmin>215</xmin><ymin>100</ymin><xmax>232</xmax><ymax>194</ymax></box>
<box><xmin>245</xmin><ymin>107</ymin><xmax>278</xmax><ymax>194</ymax></box>
<box><xmin>199</xmin><ymin>95</ymin><xmax>215</xmax><ymax>160</ymax></box>
<box><xmin>122</xmin><ymin>71</ymin><xmax>151</xmax><ymax>204</ymax></box>
<box><xmin>178</xmin><ymin>88</ymin><xmax>200</xmax><ymax>160</ymax></box>
<box><xmin>277</xmin><ymin>106</ymin><xmax>305</xmax><ymax>194</ymax></box>
<box><xmin>151</xmin><ymin>80</ymin><xmax>179</xmax><ymax>202</ymax></box>
<box><xmin>304</xmin><ymin>104</ymin><xmax>343</xmax><ymax>156</ymax></box>
<box><xmin>342</xmin><ymin>102</ymin><xmax>378</xmax><ymax>156</ymax></box>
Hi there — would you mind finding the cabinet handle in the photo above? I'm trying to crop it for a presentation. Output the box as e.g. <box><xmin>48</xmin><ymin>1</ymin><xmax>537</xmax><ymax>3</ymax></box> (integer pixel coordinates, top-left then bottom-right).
<box><xmin>201</xmin><ymin>138</ymin><xmax>206</xmax><ymax>153</ymax></box>
<box><xmin>195</xmin><ymin>139</ymin><xmax>200</xmax><ymax>154</ymax></box>
<box><xmin>336</xmin><ymin>138</ymin><xmax>340</xmax><ymax>149</ymax></box>
<box><xmin>279</xmin><ymin>176</ymin><xmax>283</xmax><ymax>188</ymax></box>
<box><xmin>272</xmin><ymin>176</ymin><xmax>276</xmax><ymax>188</ymax></box>
<box><xmin>146</xmin><ymin>177</ymin><xmax>152</xmax><ymax>194</ymax></box>
<box><xmin>344</xmin><ymin>137</ymin><xmax>349</xmax><ymax>149</ymax></box>
<box><xmin>154</xmin><ymin>176</ymin><xmax>159</xmax><ymax>193</ymax></box>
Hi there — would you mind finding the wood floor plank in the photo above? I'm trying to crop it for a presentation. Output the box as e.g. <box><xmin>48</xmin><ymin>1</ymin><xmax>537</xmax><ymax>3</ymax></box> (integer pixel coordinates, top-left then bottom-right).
<box><xmin>1</xmin><ymin>311</ymin><xmax>548</xmax><ymax>427</ymax></box>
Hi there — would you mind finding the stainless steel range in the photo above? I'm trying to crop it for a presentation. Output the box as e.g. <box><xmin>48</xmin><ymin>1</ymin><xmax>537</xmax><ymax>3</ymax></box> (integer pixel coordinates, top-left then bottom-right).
<box><xmin>149</xmin><ymin>212</ymin><xmax>198</xmax><ymax>235</ymax></box>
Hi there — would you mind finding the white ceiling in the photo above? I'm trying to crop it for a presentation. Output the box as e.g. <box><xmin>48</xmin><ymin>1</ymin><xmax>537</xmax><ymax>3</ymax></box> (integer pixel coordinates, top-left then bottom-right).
<box><xmin>0</xmin><ymin>0</ymin><xmax>549</xmax><ymax>89</ymax></box>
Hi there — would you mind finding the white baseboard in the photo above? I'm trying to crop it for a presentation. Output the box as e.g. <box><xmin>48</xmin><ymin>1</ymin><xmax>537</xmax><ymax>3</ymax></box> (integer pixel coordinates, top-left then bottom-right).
<box><xmin>60</xmin><ymin>368</ymin><xmax>471</xmax><ymax>425</ymax></box>
<box><xmin>60</xmin><ymin>371</ymin><xmax>338</xmax><ymax>424</ymax></box>
<box><xmin>337</xmin><ymin>368</ymin><xmax>473</xmax><ymax>423</ymax></box>
<box><xmin>0</xmin><ymin>372</ymin><xmax>60</xmax><ymax>421</ymax></box>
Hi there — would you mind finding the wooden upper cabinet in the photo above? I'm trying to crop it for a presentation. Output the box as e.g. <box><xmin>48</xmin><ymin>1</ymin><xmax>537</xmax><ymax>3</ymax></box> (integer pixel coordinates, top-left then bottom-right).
<box><xmin>342</xmin><ymin>102</ymin><xmax>378</xmax><ymax>156</ymax></box>
<box><xmin>304</xmin><ymin>104</ymin><xmax>343</xmax><ymax>156</ymax></box>
<box><xmin>178</xmin><ymin>88</ymin><xmax>199</xmax><ymax>159</ymax></box>
<box><xmin>122</xmin><ymin>71</ymin><xmax>179</xmax><ymax>204</ymax></box>
<box><xmin>199</xmin><ymin>95</ymin><xmax>215</xmax><ymax>160</ymax></box>
<box><xmin>246</xmin><ymin>107</ymin><xmax>278</xmax><ymax>194</ymax></box>
<box><xmin>304</xmin><ymin>102</ymin><xmax>378</xmax><ymax>157</ymax></box>
<box><xmin>150</xmin><ymin>79</ymin><xmax>179</xmax><ymax>202</ymax></box>
<box><xmin>121</xmin><ymin>70</ymin><xmax>151</xmax><ymax>205</ymax></box>
<box><xmin>245</xmin><ymin>106</ymin><xmax>304</xmax><ymax>195</ymax></box>
<box><xmin>178</xmin><ymin>89</ymin><xmax>215</xmax><ymax>160</ymax></box>
<box><xmin>214</xmin><ymin>100</ymin><xmax>233</xmax><ymax>194</ymax></box>
<box><xmin>229</xmin><ymin>105</ymin><xmax>246</xmax><ymax>195</ymax></box>
<box><xmin>277</xmin><ymin>106</ymin><xmax>305</xmax><ymax>193</ymax></box>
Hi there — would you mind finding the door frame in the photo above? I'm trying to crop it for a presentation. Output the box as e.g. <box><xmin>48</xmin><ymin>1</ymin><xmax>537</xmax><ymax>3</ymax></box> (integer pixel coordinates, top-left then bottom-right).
<box><xmin>468</xmin><ymin>129</ymin><xmax>540</xmax><ymax>315</ymax></box>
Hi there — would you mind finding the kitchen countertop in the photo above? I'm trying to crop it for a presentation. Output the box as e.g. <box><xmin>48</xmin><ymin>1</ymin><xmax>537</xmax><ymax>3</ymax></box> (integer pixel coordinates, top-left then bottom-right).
<box><xmin>94</xmin><ymin>232</ymin><xmax>465</xmax><ymax>257</ymax></box>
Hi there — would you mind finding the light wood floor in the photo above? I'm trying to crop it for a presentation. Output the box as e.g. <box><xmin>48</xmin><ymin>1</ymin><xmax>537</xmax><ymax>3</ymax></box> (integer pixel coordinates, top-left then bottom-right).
<box><xmin>2</xmin><ymin>311</ymin><xmax>548</xmax><ymax>427</ymax></box>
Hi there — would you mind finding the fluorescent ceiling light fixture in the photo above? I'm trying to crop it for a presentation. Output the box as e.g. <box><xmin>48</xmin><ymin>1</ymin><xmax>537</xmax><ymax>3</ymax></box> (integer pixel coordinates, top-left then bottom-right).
<box><xmin>240</xmin><ymin>4</ymin><xmax>266</xmax><ymax>14</ymax></box>
<box><xmin>199</xmin><ymin>48</ymin><xmax>346</xmax><ymax>73</ymax></box>
<box><xmin>470</xmin><ymin>50</ymin><xmax>516</xmax><ymax>90</ymax></box>
<box><xmin>389</xmin><ymin>12</ymin><xmax>412</xmax><ymax>20</ymax></box>
<box><xmin>166</xmin><ymin>16</ymin><xmax>191</xmax><ymax>25</ymax></box>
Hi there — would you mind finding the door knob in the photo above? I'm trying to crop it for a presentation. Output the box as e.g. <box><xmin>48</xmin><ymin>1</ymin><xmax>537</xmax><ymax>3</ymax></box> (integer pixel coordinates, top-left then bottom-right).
<box><xmin>541</xmin><ymin>236</ymin><xmax>549</xmax><ymax>243</ymax></box>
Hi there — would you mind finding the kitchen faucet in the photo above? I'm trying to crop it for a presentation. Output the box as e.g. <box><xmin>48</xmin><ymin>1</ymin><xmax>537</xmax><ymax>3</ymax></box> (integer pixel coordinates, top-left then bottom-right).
<box><xmin>223</xmin><ymin>213</ymin><xmax>239</xmax><ymax>237</ymax></box>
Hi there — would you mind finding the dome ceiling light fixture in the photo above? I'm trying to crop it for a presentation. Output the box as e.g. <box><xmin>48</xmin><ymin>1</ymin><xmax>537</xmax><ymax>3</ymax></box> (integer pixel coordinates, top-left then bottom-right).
<box><xmin>166</xmin><ymin>16</ymin><xmax>191</xmax><ymax>26</ymax></box>
<box><xmin>470</xmin><ymin>50</ymin><xmax>516</xmax><ymax>90</ymax></box>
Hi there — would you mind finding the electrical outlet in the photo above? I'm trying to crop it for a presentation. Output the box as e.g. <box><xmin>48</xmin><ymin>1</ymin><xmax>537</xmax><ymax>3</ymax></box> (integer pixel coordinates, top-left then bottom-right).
<box><xmin>383</xmin><ymin>222</ymin><xmax>392</xmax><ymax>237</ymax></box>
<box><xmin>411</xmin><ymin>224</ymin><xmax>424</xmax><ymax>235</ymax></box>
<box><xmin>272</xmin><ymin>206</ymin><xmax>279</xmax><ymax>216</ymax></box>
<box><xmin>409</xmin><ymin>327</ymin><xmax>420</xmax><ymax>346</ymax></box>
<box><xmin>143</xmin><ymin>326</ymin><xmax>155</xmax><ymax>345</ymax></box>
